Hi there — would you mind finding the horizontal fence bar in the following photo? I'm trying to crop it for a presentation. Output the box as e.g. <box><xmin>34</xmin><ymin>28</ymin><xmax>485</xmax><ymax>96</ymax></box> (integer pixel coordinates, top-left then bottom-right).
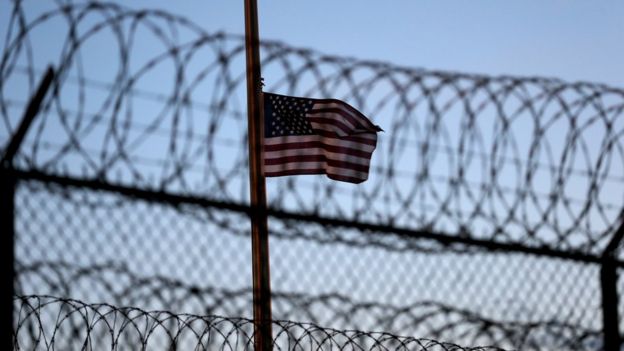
<box><xmin>14</xmin><ymin>169</ymin><xmax>620</xmax><ymax>268</ymax></box>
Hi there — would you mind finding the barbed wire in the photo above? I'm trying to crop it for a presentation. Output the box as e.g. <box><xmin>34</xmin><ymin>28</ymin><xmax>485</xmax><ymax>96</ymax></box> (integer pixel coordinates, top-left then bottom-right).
<box><xmin>14</xmin><ymin>261</ymin><xmax>602</xmax><ymax>351</ymax></box>
<box><xmin>14</xmin><ymin>294</ymin><xmax>552</xmax><ymax>351</ymax></box>
<box><xmin>2</xmin><ymin>0</ymin><xmax>624</xmax><ymax>254</ymax></box>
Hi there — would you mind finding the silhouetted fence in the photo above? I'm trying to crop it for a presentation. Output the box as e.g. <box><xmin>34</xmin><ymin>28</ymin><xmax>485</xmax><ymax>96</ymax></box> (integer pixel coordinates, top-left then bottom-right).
<box><xmin>2</xmin><ymin>1</ymin><xmax>624</xmax><ymax>350</ymax></box>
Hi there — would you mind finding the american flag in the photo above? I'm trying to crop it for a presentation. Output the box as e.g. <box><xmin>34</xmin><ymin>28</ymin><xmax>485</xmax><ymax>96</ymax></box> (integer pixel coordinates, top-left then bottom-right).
<box><xmin>263</xmin><ymin>92</ymin><xmax>381</xmax><ymax>184</ymax></box>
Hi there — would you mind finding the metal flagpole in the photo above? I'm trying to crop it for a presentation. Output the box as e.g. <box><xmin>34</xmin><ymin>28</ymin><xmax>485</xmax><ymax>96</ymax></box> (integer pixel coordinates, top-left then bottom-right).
<box><xmin>243</xmin><ymin>0</ymin><xmax>273</xmax><ymax>350</ymax></box>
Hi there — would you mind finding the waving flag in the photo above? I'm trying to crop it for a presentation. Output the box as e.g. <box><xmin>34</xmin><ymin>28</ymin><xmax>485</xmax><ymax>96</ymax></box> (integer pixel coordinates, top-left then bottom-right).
<box><xmin>263</xmin><ymin>92</ymin><xmax>382</xmax><ymax>184</ymax></box>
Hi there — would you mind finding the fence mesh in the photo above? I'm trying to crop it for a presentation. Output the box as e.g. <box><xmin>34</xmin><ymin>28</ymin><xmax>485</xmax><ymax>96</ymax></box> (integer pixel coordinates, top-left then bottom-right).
<box><xmin>11</xmin><ymin>176</ymin><xmax>607</xmax><ymax>350</ymax></box>
<box><xmin>3</xmin><ymin>0</ymin><xmax>624</xmax><ymax>350</ymax></box>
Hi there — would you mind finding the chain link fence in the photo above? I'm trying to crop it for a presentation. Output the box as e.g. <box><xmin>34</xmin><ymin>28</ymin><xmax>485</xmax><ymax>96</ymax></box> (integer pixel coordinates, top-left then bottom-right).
<box><xmin>3</xmin><ymin>1</ymin><xmax>624</xmax><ymax>350</ymax></box>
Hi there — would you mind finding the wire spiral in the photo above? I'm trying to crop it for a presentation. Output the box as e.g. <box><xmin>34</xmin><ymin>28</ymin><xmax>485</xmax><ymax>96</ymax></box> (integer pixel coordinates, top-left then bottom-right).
<box><xmin>2</xmin><ymin>1</ymin><xmax>624</xmax><ymax>253</ymax></box>
<box><xmin>15</xmin><ymin>261</ymin><xmax>602</xmax><ymax>350</ymax></box>
<box><xmin>14</xmin><ymin>294</ymin><xmax>537</xmax><ymax>351</ymax></box>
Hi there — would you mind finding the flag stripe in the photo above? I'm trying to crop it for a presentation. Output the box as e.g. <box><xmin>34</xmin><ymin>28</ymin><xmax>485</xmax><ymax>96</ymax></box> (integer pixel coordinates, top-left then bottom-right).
<box><xmin>265</xmin><ymin>157</ymin><xmax>370</xmax><ymax>173</ymax></box>
<box><xmin>307</xmin><ymin>107</ymin><xmax>362</xmax><ymax>131</ymax></box>
<box><xmin>265</xmin><ymin>153</ymin><xmax>371</xmax><ymax>170</ymax></box>
<box><xmin>309</xmin><ymin>119</ymin><xmax>350</xmax><ymax>136</ymax></box>
<box><xmin>264</xmin><ymin>168</ymin><xmax>368</xmax><ymax>184</ymax></box>
<box><xmin>265</xmin><ymin>135</ymin><xmax>377</xmax><ymax>152</ymax></box>
<box><xmin>265</xmin><ymin>161</ymin><xmax>370</xmax><ymax>181</ymax></box>
<box><xmin>302</xmin><ymin>130</ymin><xmax>378</xmax><ymax>145</ymax></box>
<box><xmin>265</xmin><ymin>144</ymin><xmax>373</xmax><ymax>160</ymax></box>
<box><xmin>312</xmin><ymin>100</ymin><xmax>379</xmax><ymax>130</ymax></box>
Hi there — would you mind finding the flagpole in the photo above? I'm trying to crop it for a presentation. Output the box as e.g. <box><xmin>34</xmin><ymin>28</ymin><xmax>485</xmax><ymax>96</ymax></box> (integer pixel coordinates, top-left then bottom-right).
<box><xmin>243</xmin><ymin>0</ymin><xmax>273</xmax><ymax>350</ymax></box>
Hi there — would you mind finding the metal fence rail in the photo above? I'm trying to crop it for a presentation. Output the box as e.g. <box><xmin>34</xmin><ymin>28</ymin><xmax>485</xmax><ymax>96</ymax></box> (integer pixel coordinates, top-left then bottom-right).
<box><xmin>2</xmin><ymin>1</ymin><xmax>624</xmax><ymax>350</ymax></box>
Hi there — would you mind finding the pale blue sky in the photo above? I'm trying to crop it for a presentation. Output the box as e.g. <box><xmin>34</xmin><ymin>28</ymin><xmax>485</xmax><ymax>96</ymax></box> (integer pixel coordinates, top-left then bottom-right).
<box><xmin>123</xmin><ymin>0</ymin><xmax>624</xmax><ymax>87</ymax></box>
<box><xmin>2</xmin><ymin>1</ymin><xmax>622</xmax><ymax>85</ymax></box>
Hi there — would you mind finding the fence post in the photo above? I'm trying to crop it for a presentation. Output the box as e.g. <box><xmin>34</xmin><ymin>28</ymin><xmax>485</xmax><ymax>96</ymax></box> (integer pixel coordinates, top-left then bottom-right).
<box><xmin>0</xmin><ymin>170</ymin><xmax>16</xmax><ymax>350</ymax></box>
<box><xmin>601</xmin><ymin>259</ymin><xmax>620</xmax><ymax>350</ymax></box>
<box><xmin>1</xmin><ymin>66</ymin><xmax>55</xmax><ymax>350</ymax></box>
<box><xmin>601</xmin><ymin>220</ymin><xmax>624</xmax><ymax>351</ymax></box>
